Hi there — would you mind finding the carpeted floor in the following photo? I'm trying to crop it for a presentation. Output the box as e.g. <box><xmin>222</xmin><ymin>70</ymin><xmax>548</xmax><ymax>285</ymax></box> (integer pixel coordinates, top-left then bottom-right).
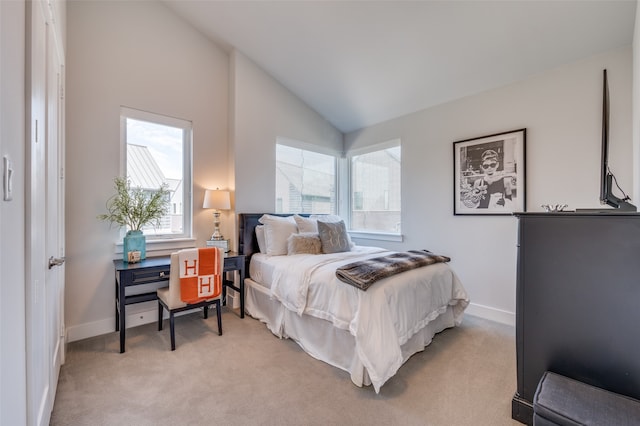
<box><xmin>51</xmin><ymin>310</ymin><xmax>521</xmax><ymax>426</ymax></box>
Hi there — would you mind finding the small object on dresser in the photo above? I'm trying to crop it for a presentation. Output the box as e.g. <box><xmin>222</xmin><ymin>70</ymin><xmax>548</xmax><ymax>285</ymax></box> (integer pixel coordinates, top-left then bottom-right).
<box><xmin>541</xmin><ymin>204</ymin><xmax>568</xmax><ymax>212</ymax></box>
<box><xmin>127</xmin><ymin>250</ymin><xmax>141</xmax><ymax>263</ymax></box>
<box><xmin>206</xmin><ymin>239</ymin><xmax>230</xmax><ymax>252</ymax></box>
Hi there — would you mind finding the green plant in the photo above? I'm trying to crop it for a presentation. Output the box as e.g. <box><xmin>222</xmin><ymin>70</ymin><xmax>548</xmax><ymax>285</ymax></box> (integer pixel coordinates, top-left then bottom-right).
<box><xmin>98</xmin><ymin>176</ymin><xmax>170</xmax><ymax>231</ymax></box>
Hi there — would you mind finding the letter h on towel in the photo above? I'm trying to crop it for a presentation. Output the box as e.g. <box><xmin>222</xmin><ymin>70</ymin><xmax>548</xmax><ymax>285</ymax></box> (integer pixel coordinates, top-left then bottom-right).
<box><xmin>178</xmin><ymin>247</ymin><xmax>223</xmax><ymax>304</ymax></box>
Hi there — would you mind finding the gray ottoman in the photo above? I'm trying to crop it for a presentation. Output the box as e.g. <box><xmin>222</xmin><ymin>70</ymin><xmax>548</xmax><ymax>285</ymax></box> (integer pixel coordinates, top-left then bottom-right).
<box><xmin>533</xmin><ymin>371</ymin><xmax>640</xmax><ymax>425</ymax></box>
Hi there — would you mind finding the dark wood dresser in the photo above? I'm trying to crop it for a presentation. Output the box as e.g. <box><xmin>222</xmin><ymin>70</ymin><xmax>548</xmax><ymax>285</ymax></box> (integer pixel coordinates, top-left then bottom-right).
<box><xmin>512</xmin><ymin>212</ymin><xmax>640</xmax><ymax>424</ymax></box>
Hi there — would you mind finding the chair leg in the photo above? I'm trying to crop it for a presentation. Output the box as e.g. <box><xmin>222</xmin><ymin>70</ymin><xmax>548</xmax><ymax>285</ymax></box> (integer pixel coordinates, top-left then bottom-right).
<box><xmin>158</xmin><ymin>301</ymin><xmax>163</xmax><ymax>331</ymax></box>
<box><xmin>222</xmin><ymin>282</ymin><xmax>227</xmax><ymax>307</ymax></box>
<box><xmin>170</xmin><ymin>313</ymin><xmax>176</xmax><ymax>351</ymax></box>
<box><xmin>216</xmin><ymin>300</ymin><xmax>222</xmax><ymax>336</ymax></box>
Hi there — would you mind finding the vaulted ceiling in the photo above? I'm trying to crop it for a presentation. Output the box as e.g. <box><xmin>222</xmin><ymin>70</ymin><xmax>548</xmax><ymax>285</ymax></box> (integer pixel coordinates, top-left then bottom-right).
<box><xmin>163</xmin><ymin>0</ymin><xmax>637</xmax><ymax>133</ymax></box>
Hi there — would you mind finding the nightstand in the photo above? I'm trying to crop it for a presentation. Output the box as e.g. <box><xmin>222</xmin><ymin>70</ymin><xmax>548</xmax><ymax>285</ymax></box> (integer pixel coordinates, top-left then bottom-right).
<box><xmin>221</xmin><ymin>252</ymin><xmax>246</xmax><ymax>318</ymax></box>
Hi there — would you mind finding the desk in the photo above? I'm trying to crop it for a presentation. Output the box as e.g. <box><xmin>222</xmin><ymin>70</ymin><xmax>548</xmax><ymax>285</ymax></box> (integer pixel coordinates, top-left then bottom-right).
<box><xmin>114</xmin><ymin>252</ymin><xmax>245</xmax><ymax>353</ymax></box>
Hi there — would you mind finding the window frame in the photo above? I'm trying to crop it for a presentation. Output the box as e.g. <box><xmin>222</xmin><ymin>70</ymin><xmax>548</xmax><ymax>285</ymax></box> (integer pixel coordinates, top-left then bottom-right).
<box><xmin>275</xmin><ymin>138</ymin><xmax>339</xmax><ymax>215</ymax></box>
<box><xmin>119</xmin><ymin>106</ymin><xmax>193</xmax><ymax>243</ymax></box>
<box><xmin>271</xmin><ymin>137</ymin><xmax>403</xmax><ymax>242</ymax></box>
<box><xmin>345</xmin><ymin>139</ymin><xmax>402</xmax><ymax>241</ymax></box>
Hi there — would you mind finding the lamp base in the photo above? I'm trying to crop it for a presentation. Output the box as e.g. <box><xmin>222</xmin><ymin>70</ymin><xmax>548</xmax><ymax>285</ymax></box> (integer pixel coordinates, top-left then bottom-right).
<box><xmin>211</xmin><ymin>211</ymin><xmax>223</xmax><ymax>240</ymax></box>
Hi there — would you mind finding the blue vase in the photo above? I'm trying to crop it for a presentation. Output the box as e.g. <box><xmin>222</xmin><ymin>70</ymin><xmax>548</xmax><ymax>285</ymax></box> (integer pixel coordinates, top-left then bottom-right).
<box><xmin>123</xmin><ymin>230</ymin><xmax>146</xmax><ymax>262</ymax></box>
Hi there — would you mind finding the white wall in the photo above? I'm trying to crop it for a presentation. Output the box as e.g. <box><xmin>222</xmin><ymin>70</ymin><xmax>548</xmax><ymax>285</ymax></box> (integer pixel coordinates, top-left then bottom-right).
<box><xmin>65</xmin><ymin>0</ymin><xmax>229</xmax><ymax>340</ymax></box>
<box><xmin>345</xmin><ymin>47</ymin><xmax>633</xmax><ymax>324</ymax></box>
<box><xmin>64</xmin><ymin>1</ymin><xmax>342</xmax><ymax>341</ymax></box>
<box><xmin>0</xmin><ymin>1</ymin><xmax>27</xmax><ymax>423</ymax></box>
<box><xmin>232</xmin><ymin>51</ymin><xmax>343</xmax><ymax>218</ymax></box>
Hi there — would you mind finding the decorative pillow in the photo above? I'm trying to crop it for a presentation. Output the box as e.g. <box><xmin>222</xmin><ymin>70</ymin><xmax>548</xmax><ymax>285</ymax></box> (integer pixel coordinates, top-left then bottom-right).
<box><xmin>294</xmin><ymin>214</ymin><xmax>318</xmax><ymax>233</ymax></box>
<box><xmin>258</xmin><ymin>214</ymin><xmax>298</xmax><ymax>256</ymax></box>
<box><xmin>312</xmin><ymin>215</ymin><xmax>355</xmax><ymax>248</ymax></box>
<box><xmin>317</xmin><ymin>220</ymin><xmax>351</xmax><ymax>254</ymax></box>
<box><xmin>287</xmin><ymin>232</ymin><xmax>322</xmax><ymax>255</ymax></box>
<box><xmin>255</xmin><ymin>225</ymin><xmax>266</xmax><ymax>254</ymax></box>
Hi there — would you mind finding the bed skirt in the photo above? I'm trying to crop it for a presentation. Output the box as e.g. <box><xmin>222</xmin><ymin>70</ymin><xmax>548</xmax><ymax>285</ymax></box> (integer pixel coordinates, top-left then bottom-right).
<box><xmin>244</xmin><ymin>277</ymin><xmax>459</xmax><ymax>390</ymax></box>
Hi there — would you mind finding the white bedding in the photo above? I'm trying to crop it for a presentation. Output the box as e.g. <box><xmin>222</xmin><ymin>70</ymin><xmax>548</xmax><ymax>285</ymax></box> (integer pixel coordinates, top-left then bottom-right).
<box><xmin>248</xmin><ymin>252</ymin><xmax>279</xmax><ymax>289</ymax></box>
<box><xmin>249</xmin><ymin>246</ymin><xmax>469</xmax><ymax>393</ymax></box>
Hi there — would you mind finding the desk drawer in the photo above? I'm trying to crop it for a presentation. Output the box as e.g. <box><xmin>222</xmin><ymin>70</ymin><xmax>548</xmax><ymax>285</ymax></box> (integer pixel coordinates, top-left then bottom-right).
<box><xmin>127</xmin><ymin>268</ymin><xmax>170</xmax><ymax>285</ymax></box>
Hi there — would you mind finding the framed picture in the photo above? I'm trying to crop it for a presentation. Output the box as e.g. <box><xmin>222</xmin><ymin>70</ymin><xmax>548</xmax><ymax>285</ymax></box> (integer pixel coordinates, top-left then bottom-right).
<box><xmin>453</xmin><ymin>128</ymin><xmax>526</xmax><ymax>215</ymax></box>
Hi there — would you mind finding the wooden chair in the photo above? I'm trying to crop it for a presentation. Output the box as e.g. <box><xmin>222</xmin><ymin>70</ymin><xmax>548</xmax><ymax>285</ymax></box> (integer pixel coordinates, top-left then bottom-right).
<box><xmin>157</xmin><ymin>248</ymin><xmax>223</xmax><ymax>350</ymax></box>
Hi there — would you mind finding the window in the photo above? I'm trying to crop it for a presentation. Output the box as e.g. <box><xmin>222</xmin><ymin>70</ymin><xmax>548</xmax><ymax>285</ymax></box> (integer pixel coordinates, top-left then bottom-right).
<box><xmin>121</xmin><ymin>107</ymin><xmax>192</xmax><ymax>239</ymax></box>
<box><xmin>275</xmin><ymin>142</ymin><xmax>337</xmax><ymax>214</ymax></box>
<box><xmin>349</xmin><ymin>141</ymin><xmax>401</xmax><ymax>233</ymax></box>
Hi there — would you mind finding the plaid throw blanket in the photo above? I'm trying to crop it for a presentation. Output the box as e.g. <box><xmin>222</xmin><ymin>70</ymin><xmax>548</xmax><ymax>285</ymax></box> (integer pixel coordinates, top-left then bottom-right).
<box><xmin>335</xmin><ymin>250</ymin><xmax>451</xmax><ymax>291</ymax></box>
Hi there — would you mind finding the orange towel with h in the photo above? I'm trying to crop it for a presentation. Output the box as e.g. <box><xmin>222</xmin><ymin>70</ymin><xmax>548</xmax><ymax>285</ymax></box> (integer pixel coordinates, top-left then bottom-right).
<box><xmin>178</xmin><ymin>247</ymin><xmax>223</xmax><ymax>304</ymax></box>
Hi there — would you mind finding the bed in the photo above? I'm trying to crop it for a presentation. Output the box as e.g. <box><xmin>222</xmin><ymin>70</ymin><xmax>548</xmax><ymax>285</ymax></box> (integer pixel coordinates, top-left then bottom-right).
<box><xmin>238</xmin><ymin>213</ymin><xmax>469</xmax><ymax>393</ymax></box>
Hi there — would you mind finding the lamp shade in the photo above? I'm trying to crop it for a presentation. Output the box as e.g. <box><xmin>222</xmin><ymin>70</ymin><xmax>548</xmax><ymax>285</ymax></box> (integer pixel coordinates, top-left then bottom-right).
<box><xmin>203</xmin><ymin>189</ymin><xmax>231</xmax><ymax>210</ymax></box>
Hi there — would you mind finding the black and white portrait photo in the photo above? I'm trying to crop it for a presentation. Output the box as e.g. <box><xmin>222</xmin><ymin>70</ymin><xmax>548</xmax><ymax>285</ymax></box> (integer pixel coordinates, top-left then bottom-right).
<box><xmin>453</xmin><ymin>129</ymin><xmax>526</xmax><ymax>215</ymax></box>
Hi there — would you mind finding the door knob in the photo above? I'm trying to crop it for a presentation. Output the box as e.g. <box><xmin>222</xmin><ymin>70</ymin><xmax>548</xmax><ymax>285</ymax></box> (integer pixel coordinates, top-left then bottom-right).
<box><xmin>48</xmin><ymin>256</ymin><xmax>65</xmax><ymax>269</ymax></box>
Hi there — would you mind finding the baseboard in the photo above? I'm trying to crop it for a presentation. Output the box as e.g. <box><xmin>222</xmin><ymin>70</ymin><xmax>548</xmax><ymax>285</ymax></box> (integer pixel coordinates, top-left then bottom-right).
<box><xmin>66</xmin><ymin>303</ymin><xmax>207</xmax><ymax>343</ymax></box>
<box><xmin>465</xmin><ymin>302</ymin><xmax>515</xmax><ymax>327</ymax></box>
<box><xmin>67</xmin><ymin>299</ymin><xmax>510</xmax><ymax>342</ymax></box>
<box><xmin>66</xmin><ymin>317</ymin><xmax>118</xmax><ymax>343</ymax></box>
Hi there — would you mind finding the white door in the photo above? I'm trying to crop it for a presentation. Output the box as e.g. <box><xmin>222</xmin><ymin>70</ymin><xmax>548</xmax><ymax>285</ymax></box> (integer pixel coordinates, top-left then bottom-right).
<box><xmin>26</xmin><ymin>1</ymin><xmax>49</xmax><ymax>424</ymax></box>
<box><xmin>26</xmin><ymin>1</ymin><xmax>65</xmax><ymax>425</ymax></box>
<box><xmin>45</xmin><ymin>8</ymin><xmax>65</xmax><ymax>410</ymax></box>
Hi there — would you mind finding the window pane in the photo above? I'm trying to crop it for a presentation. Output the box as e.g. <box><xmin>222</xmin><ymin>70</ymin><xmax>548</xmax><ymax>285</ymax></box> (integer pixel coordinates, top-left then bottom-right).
<box><xmin>276</xmin><ymin>144</ymin><xmax>336</xmax><ymax>214</ymax></box>
<box><xmin>125</xmin><ymin>117</ymin><xmax>185</xmax><ymax>237</ymax></box>
<box><xmin>351</xmin><ymin>145</ymin><xmax>401</xmax><ymax>233</ymax></box>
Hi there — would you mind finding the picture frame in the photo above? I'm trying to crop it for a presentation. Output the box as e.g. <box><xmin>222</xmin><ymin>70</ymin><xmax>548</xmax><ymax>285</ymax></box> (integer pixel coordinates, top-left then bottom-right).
<box><xmin>453</xmin><ymin>128</ymin><xmax>526</xmax><ymax>215</ymax></box>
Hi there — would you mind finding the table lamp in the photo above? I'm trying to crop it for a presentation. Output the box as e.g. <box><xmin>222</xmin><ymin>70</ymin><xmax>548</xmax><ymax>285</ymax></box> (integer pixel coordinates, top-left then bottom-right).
<box><xmin>203</xmin><ymin>188</ymin><xmax>231</xmax><ymax>241</ymax></box>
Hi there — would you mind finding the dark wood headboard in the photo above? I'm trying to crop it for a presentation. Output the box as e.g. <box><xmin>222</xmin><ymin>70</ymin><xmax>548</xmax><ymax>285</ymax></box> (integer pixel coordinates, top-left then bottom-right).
<box><xmin>237</xmin><ymin>213</ymin><xmax>310</xmax><ymax>278</ymax></box>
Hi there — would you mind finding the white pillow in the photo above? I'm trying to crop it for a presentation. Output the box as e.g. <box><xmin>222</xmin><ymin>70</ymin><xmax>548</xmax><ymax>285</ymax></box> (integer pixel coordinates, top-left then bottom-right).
<box><xmin>258</xmin><ymin>214</ymin><xmax>298</xmax><ymax>256</ymax></box>
<box><xmin>255</xmin><ymin>225</ymin><xmax>266</xmax><ymax>254</ymax></box>
<box><xmin>293</xmin><ymin>214</ymin><xmax>318</xmax><ymax>233</ymax></box>
<box><xmin>287</xmin><ymin>232</ymin><xmax>322</xmax><ymax>255</ymax></box>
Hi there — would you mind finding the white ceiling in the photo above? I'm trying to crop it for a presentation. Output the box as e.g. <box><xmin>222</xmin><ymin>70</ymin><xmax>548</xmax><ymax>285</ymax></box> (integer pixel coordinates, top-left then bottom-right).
<box><xmin>163</xmin><ymin>0</ymin><xmax>637</xmax><ymax>133</ymax></box>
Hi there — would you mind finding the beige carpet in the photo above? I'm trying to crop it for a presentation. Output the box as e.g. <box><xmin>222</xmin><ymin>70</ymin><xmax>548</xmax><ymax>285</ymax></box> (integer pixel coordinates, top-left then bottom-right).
<box><xmin>51</xmin><ymin>309</ymin><xmax>521</xmax><ymax>426</ymax></box>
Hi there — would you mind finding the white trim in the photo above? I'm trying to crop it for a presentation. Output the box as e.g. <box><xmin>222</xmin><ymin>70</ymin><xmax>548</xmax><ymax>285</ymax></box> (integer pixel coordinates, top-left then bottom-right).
<box><xmin>337</xmin><ymin>157</ymin><xmax>350</xmax><ymax>221</ymax></box>
<box><xmin>113</xmin><ymin>237</ymin><xmax>196</xmax><ymax>259</ymax></box>
<box><xmin>345</xmin><ymin>138</ymin><xmax>401</xmax><ymax>157</ymax></box>
<box><xmin>275</xmin><ymin>140</ymin><xmax>339</xmax><ymax>214</ymax></box>
<box><xmin>464</xmin><ymin>302</ymin><xmax>515</xmax><ymax>327</ymax></box>
<box><xmin>119</xmin><ymin>106</ymin><xmax>194</xmax><ymax>241</ymax></box>
<box><xmin>276</xmin><ymin>136</ymin><xmax>341</xmax><ymax>157</ymax></box>
<box><xmin>346</xmin><ymin>139</ymin><xmax>402</xmax><ymax>234</ymax></box>
<box><xmin>64</xmin><ymin>299</ymin><xmax>514</xmax><ymax>344</ymax></box>
<box><xmin>349</xmin><ymin>231</ymin><xmax>403</xmax><ymax>242</ymax></box>
<box><xmin>65</xmin><ymin>305</ymin><xmax>206</xmax><ymax>343</ymax></box>
<box><xmin>120</xmin><ymin>106</ymin><xmax>191</xmax><ymax>129</ymax></box>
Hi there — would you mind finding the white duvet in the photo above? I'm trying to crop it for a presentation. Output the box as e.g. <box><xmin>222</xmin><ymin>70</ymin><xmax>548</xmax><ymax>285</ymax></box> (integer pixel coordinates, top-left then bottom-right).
<box><xmin>264</xmin><ymin>246</ymin><xmax>470</xmax><ymax>392</ymax></box>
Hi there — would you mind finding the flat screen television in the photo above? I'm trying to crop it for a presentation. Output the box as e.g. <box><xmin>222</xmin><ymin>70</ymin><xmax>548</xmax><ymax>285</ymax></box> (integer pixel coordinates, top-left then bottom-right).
<box><xmin>598</xmin><ymin>69</ymin><xmax>636</xmax><ymax>211</ymax></box>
